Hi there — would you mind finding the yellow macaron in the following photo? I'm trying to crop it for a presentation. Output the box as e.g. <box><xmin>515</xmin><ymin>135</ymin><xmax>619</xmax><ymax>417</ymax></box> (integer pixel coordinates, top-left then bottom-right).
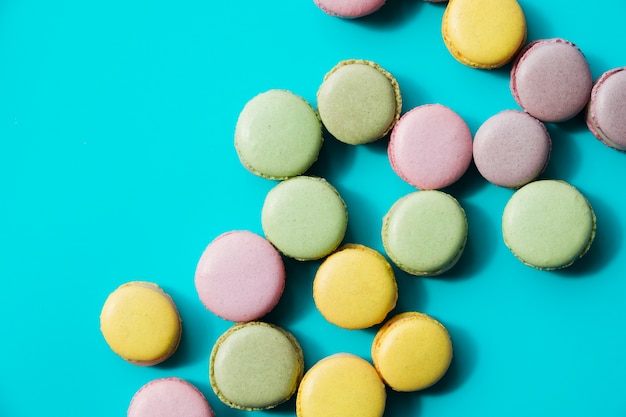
<box><xmin>442</xmin><ymin>0</ymin><xmax>527</xmax><ymax>69</ymax></box>
<box><xmin>99</xmin><ymin>281</ymin><xmax>182</xmax><ymax>366</ymax></box>
<box><xmin>371</xmin><ymin>312</ymin><xmax>452</xmax><ymax>391</ymax></box>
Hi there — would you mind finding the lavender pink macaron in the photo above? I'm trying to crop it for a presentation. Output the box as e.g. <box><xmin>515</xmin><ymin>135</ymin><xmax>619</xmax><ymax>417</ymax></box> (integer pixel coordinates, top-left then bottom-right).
<box><xmin>313</xmin><ymin>0</ymin><xmax>386</xmax><ymax>18</ymax></box>
<box><xmin>388</xmin><ymin>104</ymin><xmax>473</xmax><ymax>190</ymax></box>
<box><xmin>473</xmin><ymin>110</ymin><xmax>551</xmax><ymax>188</ymax></box>
<box><xmin>510</xmin><ymin>38</ymin><xmax>593</xmax><ymax>123</ymax></box>
<box><xmin>586</xmin><ymin>67</ymin><xmax>626</xmax><ymax>150</ymax></box>
<box><xmin>128</xmin><ymin>377</ymin><xmax>215</xmax><ymax>417</ymax></box>
<box><xmin>194</xmin><ymin>230</ymin><xmax>285</xmax><ymax>322</ymax></box>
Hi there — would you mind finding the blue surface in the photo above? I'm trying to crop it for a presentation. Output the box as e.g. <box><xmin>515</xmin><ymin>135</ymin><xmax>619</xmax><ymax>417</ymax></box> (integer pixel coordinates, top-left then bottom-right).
<box><xmin>1</xmin><ymin>0</ymin><xmax>626</xmax><ymax>416</ymax></box>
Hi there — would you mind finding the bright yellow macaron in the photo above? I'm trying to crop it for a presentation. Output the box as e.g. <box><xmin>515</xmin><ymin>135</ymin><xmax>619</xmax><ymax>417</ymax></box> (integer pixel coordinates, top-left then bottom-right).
<box><xmin>442</xmin><ymin>0</ymin><xmax>527</xmax><ymax>69</ymax></box>
<box><xmin>313</xmin><ymin>244</ymin><xmax>397</xmax><ymax>329</ymax></box>
<box><xmin>371</xmin><ymin>312</ymin><xmax>453</xmax><ymax>392</ymax></box>
<box><xmin>100</xmin><ymin>281</ymin><xmax>182</xmax><ymax>366</ymax></box>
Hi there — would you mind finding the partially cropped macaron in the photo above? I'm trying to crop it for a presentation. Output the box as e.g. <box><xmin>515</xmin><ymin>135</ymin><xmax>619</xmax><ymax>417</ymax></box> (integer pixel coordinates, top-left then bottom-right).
<box><xmin>296</xmin><ymin>353</ymin><xmax>386</xmax><ymax>417</ymax></box>
<box><xmin>210</xmin><ymin>321</ymin><xmax>304</xmax><ymax>410</ymax></box>
<box><xmin>100</xmin><ymin>281</ymin><xmax>182</xmax><ymax>366</ymax></box>
<box><xmin>261</xmin><ymin>175</ymin><xmax>348</xmax><ymax>260</ymax></box>
<box><xmin>382</xmin><ymin>190</ymin><xmax>467</xmax><ymax>276</ymax></box>
<box><xmin>194</xmin><ymin>230</ymin><xmax>285</xmax><ymax>322</ymax></box>
<box><xmin>371</xmin><ymin>312</ymin><xmax>453</xmax><ymax>392</ymax></box>
<box><xmin>502</xmin><ymin>180</ymin><xmax>596</xmax><ymax>270</ymax></box>
<box><xmin>317</xmin><ymin>59</ymin><xmax>401</xmax><ymax>145</ymax></box>
<box><xmin>128</xmin><ymin>377</ymin><xmax>215</xmax><ymax>417</ymax></box>
<box><xmin>234</xmin><ymin>89</ymin><xmax>323</xmax><ymax>179</ymax></box>
<box><xmin>442</xmin><ymin>0</ymin><xmax>526</xmax><ymax>69</ymax></box>
<box><xmin>388</xmin><ymin>104</ymin><xmax>473</xmax><ymax>190</ymax></box>
<box><xmin>510</xmin><ymin>38</ymin><xmax>593</xmax><ymax>123</ymax></box>
<box><xmin>473</xmin><ymin>110</ymin><xmax>551</xmax><ymax>188</ymax></box>
<box><xmin>313</xmin><ymin>0</ymin><xmax>386</xmax><ymax>18</ymax></box>
<box><xmin>313</xmin><ymin>244</ymin><xmax>397</xmax><ymax>329</ymax></box>
<box><xmin>586</xmin><ymin>67</ymin><xmax>626</xmax><ymax>150</ymax></box>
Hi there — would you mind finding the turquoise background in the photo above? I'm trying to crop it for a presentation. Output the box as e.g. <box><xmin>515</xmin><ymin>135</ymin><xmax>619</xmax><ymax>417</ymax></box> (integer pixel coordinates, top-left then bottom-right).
<box><xmin>1</xmin><ymin>0</ymin><xmax>625</xmax><ymax>415</ymax></box>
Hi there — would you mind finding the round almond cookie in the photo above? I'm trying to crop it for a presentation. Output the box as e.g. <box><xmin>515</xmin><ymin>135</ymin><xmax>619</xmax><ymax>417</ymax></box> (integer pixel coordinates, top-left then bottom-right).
<box><xmin>234</xmin><ymin>89</ymin><xmax>323</xmax><ymax>179</ymax></box>
<box><xmin>313</xmin><ymin>0</ymin><xmax>386</xmax><ymax>18</ymax></box>
<box><xmin>194</xmin><ymin>230</ymin><xmax>285</xmax><ymax>322</ymax></box>
<box><xmin>473</xmin><ymin>110</ymin><xmax>551</xmax><ymax>188</ymax></box>
<box><xmin>313</xmin><ymin>244</ymin><xmax>398</xmax><ymax>329</ymax></box>
<box><xmin>99</xmin><ymin>281</ymin><xmax>182</xmax><ymax>366</ymax></box>
<box><xmin>128</xmin><ymin>377</ymin><xmax>215</xmax><ymax>417</ymax></box>
<box><xmin>510</xmin><ymin>38</ymin><xmax>593</xmax><ymax>123</ymax></box>
<box><xmin>296</xmin><ymin>353</ymin><xmax>386</xmax><ymax>417</ymax></box>
<box><xmin>502</xmin><ymin>180</ymin><xmax>596</xmax><ymax>270</ymax></box>
<box><xmin>442</xmin><ymin>0</ymin><xmax>526</xmax><ymax>69</ymax></box>
<box><xmin>586</xmin><ymin>67</ymin><xmax>626</xmax><ymax>150</ymax></box>
<box><xmin>261</xmin><ymin>176</ymin><xmax>348</xmax><ymax>260</ymax></box>
<box><xmin>371</xmin><ymin>312</ymin><xmax>453</xmax><ymax>392</ymax></box>
<box><xmin>388</xmin><ymin>104</ymin><xmax>473</xmax><ymax>190</ymax></box>
<box><xmin>210</xmin><ymin>321</ymin><xmax>304</xmax><ymax>410</ymax></box>
<box><xmin>317</xmin><ymin>59</ymin><xmax>402</xmax><ymax>145</ymax></box>
<box><xmin>382</xmin><ymin>190</ymin><xmax>468</xmax><ymax>276</ymax></box>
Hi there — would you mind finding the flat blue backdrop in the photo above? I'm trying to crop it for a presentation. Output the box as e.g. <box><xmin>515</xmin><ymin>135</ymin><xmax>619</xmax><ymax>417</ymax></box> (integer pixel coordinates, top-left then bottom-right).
<box><xmin>1</xmin><ymin>0</ymin><xmax>625</xmax><ymax>416</ymax></box>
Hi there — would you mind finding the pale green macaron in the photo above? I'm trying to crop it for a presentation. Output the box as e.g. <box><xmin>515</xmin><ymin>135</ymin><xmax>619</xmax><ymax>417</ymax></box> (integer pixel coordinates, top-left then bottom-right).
<box><xmin>209</xmin><ymin>321</ymin><xmax>304</xmax><ymax>411</ymax></box>
<box><xmin>502</xmin><ymin>179</ymin><xmax>596</xmax><ymax>270</ymax></box>
<box><xmin>382</xmin><ymin>190</ymin><xmax>468</xmax><ymax>276</ymax></box>
<box><xmin>235</xmin><ymin>89</ymin><xmax>323</xmax><ymax>179</ymax></box>
<box><xmin>317</xmin><ymin>59</ymin><xmax>402</xmax><ymax>145</ymax></box>
<box><xmin>262</xmin><ymin>176</ymin><xmax>348</xmax><ymax>260</ymax></box>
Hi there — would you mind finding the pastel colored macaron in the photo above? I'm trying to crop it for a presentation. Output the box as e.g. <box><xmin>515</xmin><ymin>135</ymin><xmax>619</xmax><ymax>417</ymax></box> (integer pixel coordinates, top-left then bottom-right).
<box><xmin>210</xmin><ymin>321</ymin><xmax>304</xmax><ymax>410</ymax></box>
<box><xmin>296</xmin><ymin>353</ymin><xmax>386</xmax><ymax>417</ymax></box>
<box><xmin>234</xmin><ymin>89</ymin><xmax>323</xmax><ymax>179</ymax></box>
<box><xmin>442</xmin><ymin>0</ymin><xmax>526</xmax><ymax>69</ymax></box>
<box><xmin>510</xmin><ymin>38</ymin><xmax>593</xmax><ymax>123</ymax></box>
<box><xmin>388</xmin><ymin>103</ymin><xmax>473</xmax><ymax>190</ymax></box>
<box><xmin>128</xmin><ymin>377</ymin><xmax>215</xmax><ymax>417</ymax></box>
<box><xmin>313</xmin><ymin>244</ymin><xmax>397</xmax><ymax>329</ymax></box>
<box><xmin>100</xmin><ymin>281</ymin><xmax>182</xmax><ymax>366</ymax></box>
<box><xmin>313</xmin><ymin>0</ymin><xmax>386</xmax><ymax>18</ymax></box>
<box><xmin>502</xmin><ymin>180</ymin><xmax>596</xmax><ymax>270</ymax></box>
<box><xmin>194</xmin><ymin>230</ymin><xmax>285</xmax><ymax>322</ymax></box>
<box><xmin>261</xmin><ymin>175</ymin><xmax>348</xmax><ymax>260</ymax></box>
<box><xmin>317</xmin><ymin>59</ymin><xmax>402</xmax><ymax>145</ymax></box>
<box><xmin>371</xmin><ymin>312</ymin><xmax>453</xmax><ymax>392</ymax></box>
<box><xmin>473</xmin><ymin>110</ymin><xmax>551</xmax><ymax>188</ymax></box>
<box><xmin>382</xmin><ymin>190</ymin><xmax>467</xmax><ymax>276</ymax></box>
<box><xmin>586</xmin><ymin>67</ymin><xmax>626</xmax><ymax>150</ymax></box>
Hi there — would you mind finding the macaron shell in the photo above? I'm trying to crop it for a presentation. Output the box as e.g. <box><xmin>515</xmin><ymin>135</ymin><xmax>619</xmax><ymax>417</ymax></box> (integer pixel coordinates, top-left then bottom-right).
<box><xmin>372</xmin><ymin>312</ymin><xmax>453</xmax><ymax>392</ymax></box>
<box><xmin>313</xmin><ymin>244</ymin><xmax>397</xmax><ymax>329</ymax></box>
<box><xmin>194</xmin><ymin>230</ymin><xmax>285</xmax><ymax>322</ymax></box>
<box><xmin>128</xmin><ymin>377</ymin><xmax>215</xmax><ymax>417</ymax></box>
<box><xmin>586</xmin><ymin>67</ymin><xmax>626</xmax><ymax>150</ymax></box>
<box><xmin>313</xmin><ymin>0</ymin><xmax>386</xmax><ymax>18</ymax></box>
<box><xmin>100</xmin><ymin>281</ymin><xmax>182</xmax><ymax>366</ymax></box>
<box><xmin>296</xmin><ymin>353</ymin><xmax>386</xmax><ymax>417</ymax></box>
<box><xmin>442</xmin><ymin>0</ymin><xmax>526</xmax><ymax>69</ymax></box>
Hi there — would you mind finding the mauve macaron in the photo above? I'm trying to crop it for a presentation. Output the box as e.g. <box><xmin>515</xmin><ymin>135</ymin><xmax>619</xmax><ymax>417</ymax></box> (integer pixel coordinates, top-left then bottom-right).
<box><xmin>313</xmin><ymin>0</ymin><xmax>386</xmax><ymax>18</ymax></box>
<box><xmin>510</xmin><ymin>38</ymin><xmax>593</xmax><ymax>123</ymax></box>
<box><xmin>388</xmin><ymin>104</ymin><xmax>473</xmax><ymax>190</ymax></box>
<box><xmin>473</xmin><ymin>110</ymin><xmax>551</xmax><ymax>188</ymax></box>
<box><xmin>586</xmin><ymin>67</ymin><xmax>626</xmax><ymax>150</ymax></box>
<box><xmin>128</xmin><ymin>377</ymin><xmax>215</xmax><ymax>417</ymax></box>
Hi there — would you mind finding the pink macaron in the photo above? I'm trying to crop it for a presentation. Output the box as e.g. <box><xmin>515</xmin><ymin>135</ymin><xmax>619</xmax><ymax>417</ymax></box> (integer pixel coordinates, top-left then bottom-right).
<box><xmin>473</xmin><ymin>110</ymin><xmax>551</xmax><ymax>188</ymax></box>
<box><xmin>388</xmin><ymin>103</ymin><xmax>473</xmax><ymax>190</ymax></box>
<box><xmin>586</xmin><ymin>67</ymin><xmax>626</xmax><ymax>150</ymax></box>
<box><xmin>313</xmin><ymin>0</ymin><xmax>386</xmax><ymax>18</ymax></box>
<box><xmin>194</xmin><ymin>230</ymin><xmax>285</xmax><ymax>322</ymax></box>
<box><xmin>128</xmin><ymin>377</ymin><xmax>215</xmax><ymax>417</ymax></box>
<box><xmin>510</xmin><ymin>38</ymin><xmax>593</xmax><ymax>123</ymax></box>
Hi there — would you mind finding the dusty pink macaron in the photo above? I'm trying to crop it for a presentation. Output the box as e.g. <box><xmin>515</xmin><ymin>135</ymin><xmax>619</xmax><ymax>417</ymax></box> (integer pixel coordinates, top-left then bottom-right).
<box><xmin>194</xmin><ymin>230</ymin><xmax>285</xmax><ymax>322</ymax></box>
<box><xmin>473</xmin><ymin>110</ymin><xmax>551</xmax><ymax>188</ymax></box>
<box><xmin>128</xmin><ymin>377</ymin><xmax>215</xmax><ymax>417</ymax></box>
<box><xmin>510</xmin><ymin>38</ymin><xmax>593</xmax><ymax>123</ymax></box>
<box><xmin>586</xmin><ymin>67</ymin><xmax>626</xmax><ymax>150</ymax></box>
<box><xmin>388</xmin><ymin>103</ymin><xmax>473</xmax><ymax>190</ymax></box>
<box><xmin>313</xmin><ymin>0</ymin><xmax>386</xmax><ymax>18</ymax></box>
